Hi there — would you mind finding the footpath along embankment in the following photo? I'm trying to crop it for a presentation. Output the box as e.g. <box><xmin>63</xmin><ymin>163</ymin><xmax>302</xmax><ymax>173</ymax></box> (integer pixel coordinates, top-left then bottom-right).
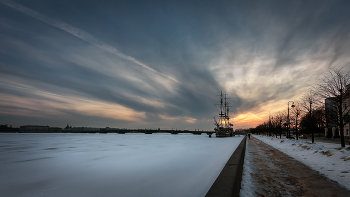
<box><xmin>206</xmin><ymin>136</ymin><xmax>247</xmax><ymax>197</ymax></box>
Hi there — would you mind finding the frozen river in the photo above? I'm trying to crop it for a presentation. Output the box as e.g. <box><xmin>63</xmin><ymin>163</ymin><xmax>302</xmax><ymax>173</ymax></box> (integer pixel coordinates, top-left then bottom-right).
<box><xmin>0</xmin><ymin>133</ymin><xmax>244</xmax><ymax>197</ymax></box>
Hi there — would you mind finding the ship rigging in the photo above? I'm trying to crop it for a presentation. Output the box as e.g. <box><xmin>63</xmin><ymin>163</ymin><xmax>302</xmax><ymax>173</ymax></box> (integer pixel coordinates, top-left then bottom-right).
<box><xmin>214</xmin><ymin>91</ymin><xmax>234</xmax><ymax>137</ymax></box>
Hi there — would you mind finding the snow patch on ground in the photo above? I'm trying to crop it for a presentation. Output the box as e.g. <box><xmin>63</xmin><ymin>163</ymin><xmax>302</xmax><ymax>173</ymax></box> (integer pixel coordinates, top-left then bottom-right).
<box><xmin>239</xmin><ymin>139</ymin><xmax>256</xmax><ymax>197</ymax></box>
<box><xmin>255</xmin><ymin>135</ymin><xmax>350</xmax><ymax>191</ymax></box>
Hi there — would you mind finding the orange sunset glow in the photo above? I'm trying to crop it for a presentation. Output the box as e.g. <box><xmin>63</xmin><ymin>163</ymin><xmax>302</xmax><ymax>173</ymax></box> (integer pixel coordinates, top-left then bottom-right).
<box><xmin>0</xmin><ymin>0</ymin><xmax>349</xmax><ymax>131</ymax></box>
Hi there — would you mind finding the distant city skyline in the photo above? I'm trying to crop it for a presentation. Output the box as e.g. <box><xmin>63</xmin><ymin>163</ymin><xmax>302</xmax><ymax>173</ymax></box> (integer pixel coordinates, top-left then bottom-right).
<box><xmin>1</xmin><ymin>0</ymin><xmax>350</xmax><ymax>130</ymax></box>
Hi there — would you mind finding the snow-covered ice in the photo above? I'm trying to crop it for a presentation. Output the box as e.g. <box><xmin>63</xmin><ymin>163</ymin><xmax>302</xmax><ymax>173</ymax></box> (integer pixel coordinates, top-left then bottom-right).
<box><xmin>255</xmin><ymin>135</ymin><xmax>350</xmax><ymax>190</ymax></box>
<box><xmin>0</xmin><ymin>133</ymin><xmax>244</xmax><ymax>197</ymax></box>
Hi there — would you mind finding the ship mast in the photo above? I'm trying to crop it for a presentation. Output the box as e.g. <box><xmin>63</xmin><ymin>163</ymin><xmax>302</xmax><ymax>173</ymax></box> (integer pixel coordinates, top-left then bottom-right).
<box><xmin>214</xmin><ymin>91</ymin><xmax>234</xmax><ymax>137</ymax></box>
<box><xmin>224</xmin><ymin>94</ymin><xmax>227</xmax><ymax>127</ymax></box>
<box><xmin>226</xmin><ymin>100</ymin><xmax>231</xmax><ymax>127</ymax></box>
<box><xmin>221</xmin><ymin>91</ymin><xmax>226</xmax><ymax>127</ymax></box>
<box><xmin>217</xmin><ymin>91</ymin><xmax>231</xmax><ymax>127</ymax></box>
<box><xmin>225</xmin><ymin>93</ymin><xmax>232</xmax><ymax>128</ymax></box>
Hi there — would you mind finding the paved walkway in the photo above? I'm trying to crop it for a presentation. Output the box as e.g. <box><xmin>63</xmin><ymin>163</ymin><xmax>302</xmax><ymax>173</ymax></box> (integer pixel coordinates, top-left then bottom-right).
<box><xmin>243</xmin><ymin>136</ymin><xmax>349</xmax><ymax>197</ymax></box>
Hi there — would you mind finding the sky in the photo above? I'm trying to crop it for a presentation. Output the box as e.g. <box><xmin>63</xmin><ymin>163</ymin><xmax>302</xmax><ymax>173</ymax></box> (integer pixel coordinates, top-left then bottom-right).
<box><xmin>0</xmin><ymin>0</ymin><xmax>350</xmax><ymax>130</ymax></box>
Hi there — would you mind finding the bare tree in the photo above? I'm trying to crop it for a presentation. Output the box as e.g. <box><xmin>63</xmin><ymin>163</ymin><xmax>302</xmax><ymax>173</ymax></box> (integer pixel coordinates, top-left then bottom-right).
<box><xmin>300</xmin><ymin>107</ymin><xmax>326</xmax><ymax>136</ymax></box>
<box><xmin>273</xmin><ymin>111</ymin><xmax>286</xmax><ymax>139</ymax></box>
<box><xmin>313</xmin><ymin>107</ymin><xmax>326</xmax><ymax>132</ymax></box>
<box><xmin>291</xmin><ymin>103</ymin><xmax>303</xmax><ymax>140</ymax></box>
<box><xmin>317</xmin><ymin>68</ymin><xmax>350</xmax><ymax>147</ymax></box>
<box><xmin>301</xmin><ymin>89</ymin><xmax>321</xmax><ymax>143</ymax></box>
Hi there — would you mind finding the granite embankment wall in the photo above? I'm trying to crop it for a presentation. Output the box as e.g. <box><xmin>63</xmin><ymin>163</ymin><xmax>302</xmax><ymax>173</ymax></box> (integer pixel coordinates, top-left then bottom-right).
<box><xmin>206</xmin><ymin>136</ymin><xmax>247</xmax><ymax>197</ymax></box>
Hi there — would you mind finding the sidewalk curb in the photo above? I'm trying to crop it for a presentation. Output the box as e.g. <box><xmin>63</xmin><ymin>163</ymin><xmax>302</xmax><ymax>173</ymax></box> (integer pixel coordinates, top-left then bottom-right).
<box><xmin>206</xmin><ymin>136</ymin><xmax>247</xmax><ymax>197</ymax></box>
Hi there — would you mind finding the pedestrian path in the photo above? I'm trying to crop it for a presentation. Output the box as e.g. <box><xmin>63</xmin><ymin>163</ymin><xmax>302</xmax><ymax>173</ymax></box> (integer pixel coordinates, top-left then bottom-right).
<box><xmin>240</xmin><ymin>137</ymin><xmax>349</xmax><ymax>197</ymax></box>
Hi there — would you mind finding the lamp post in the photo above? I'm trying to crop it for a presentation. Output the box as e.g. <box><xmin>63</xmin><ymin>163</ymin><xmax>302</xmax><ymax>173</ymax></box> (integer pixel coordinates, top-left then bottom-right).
<box><xmin>291</xmin><ymin>104</ymin><xmax>300</xmax><ymax>140</ymax></box>
<box><xmin>287</xmin><ymin>101</ymin><xmax>295</xmax><ymax>138</ymax></box>
<box><xmin>309</xmin><ymin>99</ymin><xmax>315</xmax><ymax>144</ymax></box>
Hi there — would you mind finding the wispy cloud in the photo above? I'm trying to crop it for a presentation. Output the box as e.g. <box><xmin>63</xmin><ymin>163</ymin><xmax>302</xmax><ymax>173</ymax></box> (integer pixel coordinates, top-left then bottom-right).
<box><xmin>1</xmin><ymin>0</ymin><xmax>349</xmax><ymax>129</ymax></box>
<box><xmin>0</xmin><ymin>0</ymin><xmax>179</xmax><ymax>83</ymax></box>
<box><xmin>0</xmin><ymin>81</ymin><xmax>146</xmax><ymax>122</ymax></box>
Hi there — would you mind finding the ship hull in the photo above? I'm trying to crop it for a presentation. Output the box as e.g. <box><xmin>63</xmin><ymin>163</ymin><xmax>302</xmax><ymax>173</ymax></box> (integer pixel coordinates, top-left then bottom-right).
<box><xmin>214</xmin><ymin>127</ymin><xmax>234</xmax><ymax>137</ymax></box>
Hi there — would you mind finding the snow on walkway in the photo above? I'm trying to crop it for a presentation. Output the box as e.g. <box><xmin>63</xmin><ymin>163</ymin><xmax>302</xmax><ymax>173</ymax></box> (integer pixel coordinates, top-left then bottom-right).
<box><xmin>239</xmin><ymin>138</ymin><xmax>256</xmax><ymax>197</ymax></box>
<box><xmin>255</xmin><ymin>134</ymin><xmax>350</xmax><ymax>191</ymax></box>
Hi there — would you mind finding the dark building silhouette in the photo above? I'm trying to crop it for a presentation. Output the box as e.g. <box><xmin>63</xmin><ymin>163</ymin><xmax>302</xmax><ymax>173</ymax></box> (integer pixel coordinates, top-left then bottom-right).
<box><xmin>325</xmin><ymin>84</ymin><xmax>350</xmax><ymax>138</ymax></box>
<box><xmin>19</xmin><ymin>125</ymin><xmax>62</xmax><ymax>133</ymax></box>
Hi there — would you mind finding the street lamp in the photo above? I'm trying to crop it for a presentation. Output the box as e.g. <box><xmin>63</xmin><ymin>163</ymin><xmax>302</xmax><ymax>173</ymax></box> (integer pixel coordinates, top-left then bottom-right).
<box><xmin>292</xmin><ymin>104</ymin><xmax>300</xmax><ymax>140</ymax></box>
<box><xmin>287</xmin><ymin>101</ymin><xmax>295</xmax><ymax>138</ymax></box>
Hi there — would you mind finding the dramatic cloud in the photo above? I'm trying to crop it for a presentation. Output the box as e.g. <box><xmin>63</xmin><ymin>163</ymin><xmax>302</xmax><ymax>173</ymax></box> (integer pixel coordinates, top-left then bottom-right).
<box><xmin>0</xmin><ymin>0</ymin><xmax>349</xmax><ymax>129</ymax></box>
<box><xmin>0</xmin><ymin>0</ymin><xmax>179</xmax><ymax>83</ymax></box>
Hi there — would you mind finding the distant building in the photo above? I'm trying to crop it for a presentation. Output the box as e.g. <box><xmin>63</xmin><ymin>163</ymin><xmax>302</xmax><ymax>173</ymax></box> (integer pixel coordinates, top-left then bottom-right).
<box><xmin>100</xmin><ymin>127</ymin><xmax>119</xmax><ymax>132</ymax></box>
<box><xmin>48</xmin><ymin>127</ymin><xmax>62</xmax><ymax>133</ymax></box>
<box><xmin>71</xmin><ymin>127</ymin><xmax>100</xmax><ymax>133</ymax></box>
<box><xmin>235</xmin><ymin>128</ymin><xmax>250</xmax><ymax>133</ymax></box>
<box><xmin>63</xmin><ymin>124</ymin><xmax>72</xmax><ymax>132</ymax></box>
<box><xmin>325</xmin><ymin>84</ymin><xmax>350</xmax><ymax>137</ymax></box>
<box><xmin>325</xmin><ymin>97</ymin><xmax>338</xmax><ymax>135</ymax></box>
<box><xmin>20</xmin><ymin>125</ymin><xmax>49</xmax><ymax>133</ymax></box>
<box><xmin>63</xmin><ymin>124</ymin><xmax>101</xmax><ymax>133</ymax></box>
<box><xmin>0</xmin><ymin>124</ymin><xmax>10</xmax><ymax>132</ymax></box>
<box><xmin>19</xmin><ymin>125</ymin><xmax>62</xmax><ymax>133</ymax></box>
<box><xmin>344</xmin><ymin>85</ymin><xmax>350</xmax><ymax>137</ymax></box>
<box><xmin>0</xmin><ymin>124</ymin><xmax>18</xmax><ymax>132</ymax></box>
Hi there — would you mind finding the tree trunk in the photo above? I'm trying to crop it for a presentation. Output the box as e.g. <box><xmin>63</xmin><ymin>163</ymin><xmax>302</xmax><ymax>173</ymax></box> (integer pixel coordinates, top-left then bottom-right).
<box><xmin>296</xmin><ymin>117</ymin><xmax>298</xmax><ymax>140</ymax></box>
<box><xmin>339</xmin><ymin>92</ymin><xmax>345</xmax><ymax>147</ymax></box>
<box><xmin>310</xmin><ymin>102</ymin><xmax>314</xmax><ymax>143</ymax></box>
<box><xmin>280</xmin><ymin>120</ymin><xmax>282</xmax><ymax>139</ymax></box>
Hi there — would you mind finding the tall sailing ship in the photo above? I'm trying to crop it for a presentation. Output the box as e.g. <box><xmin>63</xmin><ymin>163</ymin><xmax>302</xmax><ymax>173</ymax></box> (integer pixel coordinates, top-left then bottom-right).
<box><xmin>214</xmin><ymin>91</ymin><xmax>234</xmax><ymax>137</ymax></box>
